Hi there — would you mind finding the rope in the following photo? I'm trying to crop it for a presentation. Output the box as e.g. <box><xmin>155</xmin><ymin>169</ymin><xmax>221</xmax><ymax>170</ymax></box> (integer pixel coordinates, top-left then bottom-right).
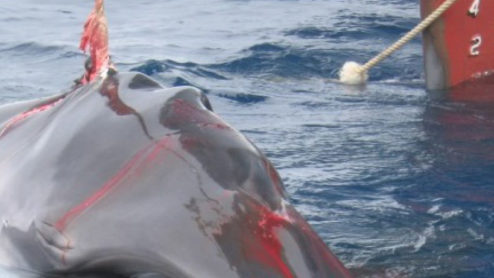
<box><xmin>358</xmin><ymin>0</ymin><xmax>459</xmax><ymax>74</ymax></box>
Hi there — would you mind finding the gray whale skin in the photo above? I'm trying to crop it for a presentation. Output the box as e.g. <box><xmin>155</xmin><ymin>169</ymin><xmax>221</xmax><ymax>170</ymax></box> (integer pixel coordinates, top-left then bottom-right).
<box><xmin>0</xmin><ymin>72</ymin><xmax>352</xmax><ymax>278</ymax></box>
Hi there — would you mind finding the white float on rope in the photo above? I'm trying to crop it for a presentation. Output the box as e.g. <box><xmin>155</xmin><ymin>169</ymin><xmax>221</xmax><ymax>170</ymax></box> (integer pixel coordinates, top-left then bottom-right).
<box><xmin>338</xmin><ymin>0</ymin><xmax>460</xmax><ymax>85</ymax></box>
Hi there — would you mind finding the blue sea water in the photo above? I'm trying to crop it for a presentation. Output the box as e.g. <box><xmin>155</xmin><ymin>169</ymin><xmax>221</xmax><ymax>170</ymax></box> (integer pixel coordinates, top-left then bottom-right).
<box><xmin>1</xmin><ymin>0</ymin><xmax>493</xmax><ymax>277</ymax></box>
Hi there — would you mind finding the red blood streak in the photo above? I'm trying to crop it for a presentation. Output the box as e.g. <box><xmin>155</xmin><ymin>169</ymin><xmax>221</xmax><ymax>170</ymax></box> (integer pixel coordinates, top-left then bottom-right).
<box><xmin>244</xmin><ymin>203</ymin><xmax>352</xmax><ymax>278</ymax></box>
<box><xmin>244</xmin><ymin>204</ymin><xmax>294</xmax><ymax>278</ymax></box>
<box><xmin>287</xmin><ymin>209</ymin><xmax>353</xmax><ymax>278</ymax></box>
<box><xmin>0</xmin><ymin>98</ymin><xmax>63</xmax><ymax>138</ymax></box>
<box><xmin>143</xmin><ymin>137</ymin><xmax>172</xmax><ymax>165</ymax></box>
<box><xmin>53</xmin><ymin>135</ymin><xmax>178</xmax><ymax>264</ymax></box>
<box><xmin>54</xmin><ymin>144</ymin><xmax>151</xmax><ymax>231</ymax></box>
<box><xmin>80</xmin><ymin>0</ymin><xmax>110</xmax><ymax>84</ymax></box>
<box><xmin>55</xmin><ymin>136</ymin><xmax>175</xmax><ymax>232</ymax></box>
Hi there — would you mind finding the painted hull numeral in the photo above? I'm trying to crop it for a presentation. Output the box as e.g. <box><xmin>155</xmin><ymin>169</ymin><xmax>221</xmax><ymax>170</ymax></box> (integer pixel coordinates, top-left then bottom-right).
<box><xmin>468</xmin><ymin>0</ymin><xmax>481</xmax><ymax>17</ymax></box>
<box><xmin>470</xmin><ymin>35</ymin><xmax>482</xmax><ymax>56</ymax></box>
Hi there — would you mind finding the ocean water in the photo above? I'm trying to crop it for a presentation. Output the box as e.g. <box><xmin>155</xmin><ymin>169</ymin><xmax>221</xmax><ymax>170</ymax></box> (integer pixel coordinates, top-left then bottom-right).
<box><xmin>1</xmin><ymin>0</ymin><xmax>493</xmax><ymax>277</ymax></box>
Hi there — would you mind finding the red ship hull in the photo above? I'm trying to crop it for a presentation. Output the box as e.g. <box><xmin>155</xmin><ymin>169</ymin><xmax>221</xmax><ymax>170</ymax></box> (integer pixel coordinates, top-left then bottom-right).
<box><xmin>421</xmin><ymin>0</ymin><xmax>494</xmax><ymax>100</ymax></box>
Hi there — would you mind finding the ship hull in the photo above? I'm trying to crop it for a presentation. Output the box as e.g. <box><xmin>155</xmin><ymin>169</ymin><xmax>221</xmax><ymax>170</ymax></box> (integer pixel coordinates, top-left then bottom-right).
<box><xmin>421</xmin><ymin>0</ymin><xmax>494</xmax><ymax>100</ymax></box>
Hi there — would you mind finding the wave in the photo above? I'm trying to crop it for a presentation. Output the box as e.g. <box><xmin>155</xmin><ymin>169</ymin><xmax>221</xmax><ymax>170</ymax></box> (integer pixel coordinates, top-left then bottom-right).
<box><xmin>130</xmin><ymin>59</ymin><xmax>267</xmax><ymax>104</ymax></box>
<box><xmin>130</xmin><ymin>59</ymin><xmax>228</xmax><ymax>80</ymax></box>
<box><xmin>0</xmin><ymin>42</ymin><xmax>83</xmax><ymax>64</ymax></box>
<box><xmin>286</xmin><ymin>11</ymin><xmax>419</xmax><ymax>40</ymax></box>
<box><xmin>130</xmin><ymin>39</ymin><xmax>422</xmax><ymax>90</ymax></box>
<box><xmin>210</xmin><ymin>43</ymin><xmax>333</xmax><ymax>79</ymax></box>
<box><xmin>1</xmin><ymin>42</ymin><xmax>65</xmax><ymax>55</ymax></box>
<box><xmin>210</xmin><ymin>43</ymin><xmax>421</xmax><ymax>82</ymax></box>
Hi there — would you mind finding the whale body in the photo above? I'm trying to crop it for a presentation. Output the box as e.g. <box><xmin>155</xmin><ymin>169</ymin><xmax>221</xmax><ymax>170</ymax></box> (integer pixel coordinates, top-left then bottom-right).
<box><xmin>0</xmin><ymin>72</ymin><xmax>351</xmax><ymax>278</ymax></box>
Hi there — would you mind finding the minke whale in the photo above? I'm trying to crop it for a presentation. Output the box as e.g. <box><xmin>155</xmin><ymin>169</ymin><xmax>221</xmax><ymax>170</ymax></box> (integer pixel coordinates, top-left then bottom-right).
<box><xmin>0</xmin><ymin>0</ymin><xmax>352</xmax><ymax>277</ymax></box>
<box><xmin>0</xmin><ymin>72</ymin><xmax>352</xmax><ymax>278</ymax></box>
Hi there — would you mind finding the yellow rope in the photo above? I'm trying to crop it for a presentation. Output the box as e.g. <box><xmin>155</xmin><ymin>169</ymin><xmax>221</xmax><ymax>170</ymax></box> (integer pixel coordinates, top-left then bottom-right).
<box><xmin>358</xmin><ymin>0</ymin><xmax>459</xmax><ymax>74</ymax></box>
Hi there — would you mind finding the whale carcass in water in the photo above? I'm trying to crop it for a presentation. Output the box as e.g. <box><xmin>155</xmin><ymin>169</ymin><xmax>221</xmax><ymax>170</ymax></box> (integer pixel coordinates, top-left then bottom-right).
<box><xmin>0</xmin><ymin>72</ymin><xmax>352</xmax><ymax>277</ymax></box>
